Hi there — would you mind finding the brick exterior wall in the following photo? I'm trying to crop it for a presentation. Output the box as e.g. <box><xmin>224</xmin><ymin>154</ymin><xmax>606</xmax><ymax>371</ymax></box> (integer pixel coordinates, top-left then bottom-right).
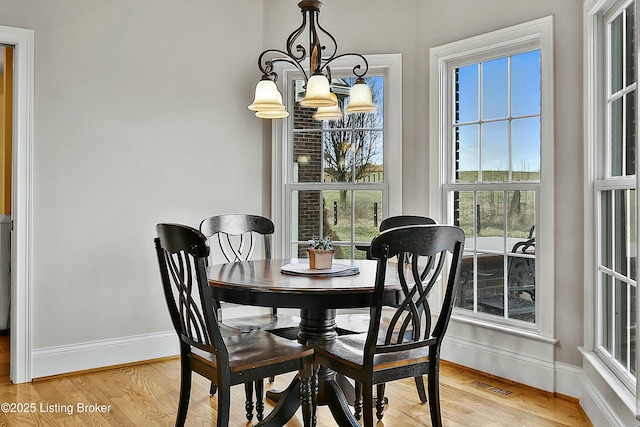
<box><xmin>293</xmin><ymin>104</ymin><xmax>323</xmax><ymax>257</ymax></box>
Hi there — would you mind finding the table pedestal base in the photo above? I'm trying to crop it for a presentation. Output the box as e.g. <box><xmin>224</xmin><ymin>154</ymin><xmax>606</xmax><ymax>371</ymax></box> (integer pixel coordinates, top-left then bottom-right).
<box><xmin>258</xmin><ymin>308</ymin><xmax>359</xmax><ymax>426</ymax></box>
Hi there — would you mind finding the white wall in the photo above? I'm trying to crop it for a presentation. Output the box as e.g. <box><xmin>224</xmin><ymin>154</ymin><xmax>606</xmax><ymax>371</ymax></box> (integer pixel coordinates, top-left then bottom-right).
<box><xmin>0</xmin><ymin>0</ymin><xmax>266</xmax><ymax>363</ymax></box>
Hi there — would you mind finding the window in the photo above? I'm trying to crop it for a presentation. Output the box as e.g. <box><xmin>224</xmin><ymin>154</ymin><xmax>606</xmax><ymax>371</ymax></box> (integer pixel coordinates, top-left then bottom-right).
<box><xmin>452</xmin><ymin>52</ymin><xmax>541</xmax><ymax>324</ymax></box>
<box><xmin>272</xmin><ymin>55</ymin><xmax>402</xmax><ymax>259</ymax></box>
<box><xmin>594</xmin><ymin>0</ymin><xmax>637</xmax><ymax>391</ymax></box>
<box><xmin>430</xmin><ymin>17</ymin><xmax>554</xmax><ymax>337</ymax></box>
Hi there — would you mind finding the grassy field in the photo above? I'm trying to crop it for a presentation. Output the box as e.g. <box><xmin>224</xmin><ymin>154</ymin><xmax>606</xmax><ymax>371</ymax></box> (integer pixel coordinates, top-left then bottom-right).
<box><xmin>319</xmin><ymin>171</ymin><xmax>539</xmax><ymax>249</ymax></box>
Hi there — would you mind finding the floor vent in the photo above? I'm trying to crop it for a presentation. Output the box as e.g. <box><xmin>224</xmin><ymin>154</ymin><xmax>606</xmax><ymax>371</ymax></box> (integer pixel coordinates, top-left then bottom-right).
<box><xmin>470</xmin><ymin>381</ymin><xmax>512</xmax><ymax>396</ymax></box>
<box><xmin>489</xmin><ymin>387</ymin><xmax>512</xmax><ymax>396</ymax></box>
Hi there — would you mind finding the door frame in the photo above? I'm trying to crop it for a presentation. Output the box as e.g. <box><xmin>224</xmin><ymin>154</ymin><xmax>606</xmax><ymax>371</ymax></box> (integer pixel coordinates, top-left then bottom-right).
<box><xmin>0</xmin><ymin>25</ymin><xmax>34</xmax><ymax>383</ymax></box>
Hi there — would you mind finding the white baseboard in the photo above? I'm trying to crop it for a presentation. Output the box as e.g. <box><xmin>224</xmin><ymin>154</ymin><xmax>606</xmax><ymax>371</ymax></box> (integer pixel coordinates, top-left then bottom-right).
<box><xmin>555</xmin><ymin>361</ymin><xmax>583</xmax><ymax>398</ymax></box>
<box><xmin>32</xmin><ymin>331</ymin><xmax>179</xmax><ymax>379</ymax></box>
<box><xmin>442</xmin><ymin>334</ymin><xmax>556</xmax><ymax>392</ymax></box>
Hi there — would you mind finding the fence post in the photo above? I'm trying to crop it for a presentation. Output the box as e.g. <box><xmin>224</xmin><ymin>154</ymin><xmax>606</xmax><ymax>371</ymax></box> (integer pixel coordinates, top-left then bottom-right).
<box><xmin>374</xmin><ymin>202</ymin><xmax>378</xmax><ymax>228</ymax></box>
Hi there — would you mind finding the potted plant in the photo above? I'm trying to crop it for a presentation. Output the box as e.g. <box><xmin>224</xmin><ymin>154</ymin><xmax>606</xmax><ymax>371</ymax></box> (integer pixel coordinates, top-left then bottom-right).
<box><xmin>307</xmin><ymin>236</ymin><xmax>334</xmax><ymax>270</ymax></box>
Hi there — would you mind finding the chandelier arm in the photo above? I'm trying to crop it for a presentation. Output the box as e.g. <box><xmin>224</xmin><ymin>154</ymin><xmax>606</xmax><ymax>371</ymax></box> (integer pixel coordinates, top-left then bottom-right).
<box><xmin>258</xmin><ymin>49</ymin><xmax>311</xmax><ymax>82</ymax></box>
<box><xmin>320</xmin><ymin>52</ymin><xmax>370</xmax><ymax>79</ymax></box>
<box><xmin>314</xmin><ymin>20</ymin><xmax>338</xmax><ymax>62</ymax></box>
<box><xmin>285</xmin><ymin>13</ymin><xmax>308</xmax><ymax>62</ymax></box>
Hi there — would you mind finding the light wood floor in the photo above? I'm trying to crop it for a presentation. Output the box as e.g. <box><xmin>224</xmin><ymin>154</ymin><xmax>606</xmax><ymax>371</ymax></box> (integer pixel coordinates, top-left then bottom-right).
<box><xmin>0</xmin><ymin>335</ymin><xmax>591</xmax><ymax>426</ymax></box>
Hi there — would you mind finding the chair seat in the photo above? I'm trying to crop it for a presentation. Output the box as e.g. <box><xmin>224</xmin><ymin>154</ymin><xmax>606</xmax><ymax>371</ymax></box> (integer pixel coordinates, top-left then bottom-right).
<box><xmin>220</xmin><ymin>313</ymin><xmax>301</xmax><ymax>333</ymax></box>
<box><xmin>311</xmin><ymin>333</ymin><xmax>431</xmax><ymax>373</ymax></box>
<box><xmin>191</xmin><ymin>329</ymin><xmax>313</xmax><ymax>373</ymax></box>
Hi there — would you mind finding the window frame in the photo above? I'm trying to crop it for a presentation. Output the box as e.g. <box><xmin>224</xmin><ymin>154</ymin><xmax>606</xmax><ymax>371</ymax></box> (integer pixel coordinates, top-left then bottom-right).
<box><xmin>271</xmin><ymin>54</ymin><xmax>403</xmax><ymax>258</ymax></box>
<box><xmin>429</xmin><ymin>16</ymin><xmax>555</xmax><ymax>339</ymax></box>
<box><xmin>585</xmin><ymin>0</ymin><xmax>640</xmax><ymax>411</ymax></box>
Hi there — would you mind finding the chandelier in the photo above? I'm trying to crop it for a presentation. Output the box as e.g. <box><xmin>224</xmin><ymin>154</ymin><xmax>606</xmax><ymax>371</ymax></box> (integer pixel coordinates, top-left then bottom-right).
<box><xmin>248</xmin><ymin>0</ymin><xmax>378</xmax><ymax>120</ymax></box>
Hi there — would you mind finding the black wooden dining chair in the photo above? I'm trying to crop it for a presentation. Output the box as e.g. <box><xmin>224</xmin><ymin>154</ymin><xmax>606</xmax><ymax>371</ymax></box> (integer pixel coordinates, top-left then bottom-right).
<box><xmin>308</xmin><ymin>224</ymin><xmax>465</xmax><ymax>427</ymax></box>
<box><xmin>199</xmin><ymin>214</ymin><xmax>300</xmax><ymax>338</ymax></box>
<box><xmin>155</xmin><ymin>223</ymin><xmax>314</xmax><ymax>427</ymax></box>
<box><xmin>340</xmin><ymin>215</ymin><xmax>438</xmax><ymax>405</ymax></box>
<box><xmin>200</xmin><ymin>214</ymin><xmax>304</xmax><ymax>420</ymax></box>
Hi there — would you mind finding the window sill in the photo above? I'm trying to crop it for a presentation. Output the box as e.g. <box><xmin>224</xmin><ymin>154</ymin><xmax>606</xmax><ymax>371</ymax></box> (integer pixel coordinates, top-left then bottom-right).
<box><xmin>451</xmin><ymin>311</ymin><xmax>558</xmax><ymax>344</ymax></box>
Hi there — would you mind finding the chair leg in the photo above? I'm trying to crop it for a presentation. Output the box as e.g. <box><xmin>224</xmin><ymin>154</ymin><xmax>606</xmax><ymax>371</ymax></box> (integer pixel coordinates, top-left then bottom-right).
<box><xmin>209</xmin><ymin>381</ymin><xmax>217</xmax><ymax>395</ymax></box>
<box><xmin>414</xmin><ymin>375</ymin><xmax>428</xmax><ymax>403</ymax></box>
<box><xmin>362</xmin><ymin>383</ymin><xmax>375</xmax><ymax>427</ymax></box>
<box><xmin>427</xmin><ymin>362</ymin><xmax>443</xmax><ymax>427</ymax></box>
<box><xmin>244</xmin><ymin>382</ymin><xmax>254</xmax><ymax>422</ymax></box>
<box><xmin>176</xmin><ymin>358</ymin><xmax>192</xmax><ymax>427</ymax></box>
<box><xmin>354</xmin><ymin>382</ymin><xmax>363</xmax><ymax>420</ymax></box>
<box><xmin>300</xmin><ymin>373</ymin><xmax>313</xmax><ymax>427</ymax></box>
<box><xmin>375</xmin><ymin>383</ymin><xmax>386</xmax><ymax>420</ymax></box>
<box><xmin>255</xmin><ymin>379</ymin><xmax>265</xmax><ymax>422</ymax></box>
<box><xmin>216</xmin><ymin>385</ymin><xmax>231</xmax><ymax>427</ymax></box>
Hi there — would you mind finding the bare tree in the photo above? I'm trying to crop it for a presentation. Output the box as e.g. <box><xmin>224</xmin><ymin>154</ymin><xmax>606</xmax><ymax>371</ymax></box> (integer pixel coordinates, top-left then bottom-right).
<box><xmin>323</xmin><ymin>77</ymin><xmax>383</xmax><ymax>205</ymax></box>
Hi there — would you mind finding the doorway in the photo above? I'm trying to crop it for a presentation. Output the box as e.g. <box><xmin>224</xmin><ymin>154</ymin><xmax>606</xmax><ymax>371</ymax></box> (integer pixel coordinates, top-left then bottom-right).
<box><xmin>0</xmin><ymin>44</ymin><xmax>11</xmax><ymax>335</ymax></box>
<box><xmin>0</xmin><ymin>25</ymin><xmax>34</xmax><ymax>384</ymax></box>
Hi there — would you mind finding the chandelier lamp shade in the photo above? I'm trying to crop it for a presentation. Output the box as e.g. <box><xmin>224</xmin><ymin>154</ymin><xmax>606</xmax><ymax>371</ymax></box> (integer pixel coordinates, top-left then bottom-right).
<box><xmin>248</xmin><ymin>0</ymin><xmax>377</xmax><ymax>120</ymax></box>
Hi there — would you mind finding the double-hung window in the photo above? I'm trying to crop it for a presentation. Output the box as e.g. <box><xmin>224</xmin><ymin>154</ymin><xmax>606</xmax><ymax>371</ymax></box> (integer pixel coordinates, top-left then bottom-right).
<box><xmin>430</xmin><ymin>17</ymin><xmax>554</xmax><ymax>338</ymax></box>
<box><xmin>586</xmin><ymin>0</ymin><xmax>638</xmax><ymax>404</ymax></box>
<box><xmin>271</xmin><ymin>55</ymin><xmax>402</xmax><ymax>259</ymax></box>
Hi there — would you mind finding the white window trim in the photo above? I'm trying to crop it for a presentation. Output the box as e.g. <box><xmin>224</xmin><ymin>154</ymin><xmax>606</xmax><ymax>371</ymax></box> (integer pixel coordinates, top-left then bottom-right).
<box><xmin>583</xmin><ymin>0</ymin><xmax>640</xmax><ymax>423</ymax></box>
<box><xmin>429</xmin><ymin>17</ymin><xmax>557</xmax><ymax>392</ymax></box>
<box><xmin>271</xmin><ymin>54</ymin><xmax>403</xmax><ymax>258</ymax></box>
<box><xmin>430</xmin><ymin>16</ymin><xmax>555</xmax><ymax>337</ymax></box>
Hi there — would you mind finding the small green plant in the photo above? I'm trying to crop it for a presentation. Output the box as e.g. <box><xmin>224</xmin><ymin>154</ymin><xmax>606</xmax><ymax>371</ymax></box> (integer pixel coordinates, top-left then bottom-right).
<box><xmin>309</xmin><ymin>236</ymin><xmax>333</xmax><ymax>250</ymax></box>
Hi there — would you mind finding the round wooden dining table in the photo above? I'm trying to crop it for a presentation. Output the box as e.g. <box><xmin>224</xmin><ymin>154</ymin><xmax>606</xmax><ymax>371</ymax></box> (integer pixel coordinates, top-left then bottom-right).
<box><xmin>207</xmin><ymin>258</ymin><xmax>402</xmax><ymax>427</ymax></box>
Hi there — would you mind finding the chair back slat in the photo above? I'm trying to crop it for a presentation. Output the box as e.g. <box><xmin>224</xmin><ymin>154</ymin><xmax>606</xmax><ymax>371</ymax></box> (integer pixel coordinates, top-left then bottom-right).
<box><xmin>155</xmin><ymin>224</ymin><xmax>228</xmax><ymax>361</ymax></box>
<box><xmin>200</xmin><ymin>214</ymin><xmax>274</xmax><ymax>263</ymax></box>
<box><xmin>366</xmin><ymin>225</ymin><xmax>465</xmax><ymax>365</ymax></box>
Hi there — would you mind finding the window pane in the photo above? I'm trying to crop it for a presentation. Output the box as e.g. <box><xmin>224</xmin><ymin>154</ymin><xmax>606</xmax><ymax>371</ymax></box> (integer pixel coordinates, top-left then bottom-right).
<box><xmin>476</xmin><ymin>253</ymin><xmax>505</xmax><ymax>316</ymax></box>
<box><xmin>611</xmin><ymin>97</ymin><xmax>623</xmax><ymax>176</ymax></box>
<box><xmin>482</xmin><ymin>57</ymin><xmax>509</xmax><ymax>120</ymax></box>
<box><xmin>476</xmin><ymin>190</ymin><xmax>504</xmax><ymax>246</ymax></box>
<box><xmin>626</xmin><ymin>90</ymin><xmax>636</xmax><ymax>175</ymax></box>
<box><xmin>291</xmin><ymin>190</ymin><xmax>322</xmax><ymax>257</ymax></box>
<box><xmin>323</xmin><ymin>131</ymin><xmax>352</xmax><ymax>182</ymax></box>
<box><xmin>354</xmin><ymin>131</ymin><xmax>384</xmax><ymax>183</ymax></box>
<box><xmin>512</xmin><ymin>50</ymin><xmax>541</xmax><ymax>117</ymax></box>
<box><xmin>322</xmin><ymin>190</ymin><xmax>351</xmax><ymax>259</ymax></box>
<box><xmin>456</xmin><ymin>253</ymin><xmax>475</xmax><ymax>310</ymax></box>
<box><xmin>611</xmin><ymin>13</ymin><xmax>623</xmax><ymax>94</ymax></box>
<box><xmin>615</xmin><ymin>189</ymin><xmax>629</xmax><ymax>277</ymax></box>
<box><xmin>512</xmin><ymin>117</ymin><xmax>541</xmax><ymax>180</ymax></box>
<box><xmin>294</xmin><ymin>131</ymin><xmax>323</xmax><ymax>183</ymax></box>
<box><xmin>481</xmin><ymin>122</ymin><xmax>508</xmax><ymax>181</ymax></box>
<box><xmin>456</xmin><ymin>64</ymin><xmax>479</xmax><ymax>123</ymax></box>
<box><xmin>457</xmin><ymin>124</ymin><xmax>479</xmax><ymax>182</ymax></box>
<box><xmin>630</xmin><ymin>189</ymin><xmax>637</xmax><ymax>280</ymax></box>
<box><xmin>601</xmin><ymin>273</ymin><xmax>613</xmax><ymax>354</ymax></box>
<box><xmin>601</xmin><ymin>190</ymin><xmax>613</xmax><ymax>269</ymax></box>
<box><xmin>614</xmin><ymin>278</ymin><xmax>629</xmax><ymax>366</ymax></box>
<box><xmin>507</xmin><ymin>190</ymin><xmax>535</xmax><ymax>239</ymax></box>
<box><xmin>453</xmin><ymin>190</ymin><xmax>475</xmax><ymax>251</ymax></box>
<box><xmin>353</xmin><ymin>190</ymin><xmax>383</xmax><ymax>261</ymax></box>
<box><xmin>632</xmin><ymin>285</ymin><xmax>637</xmax><ymax>375</ymax></box>
<box><xmin>626</xmin><ymin>3</ymin><xmax>636</xmax><ymax>86</ymax></box>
